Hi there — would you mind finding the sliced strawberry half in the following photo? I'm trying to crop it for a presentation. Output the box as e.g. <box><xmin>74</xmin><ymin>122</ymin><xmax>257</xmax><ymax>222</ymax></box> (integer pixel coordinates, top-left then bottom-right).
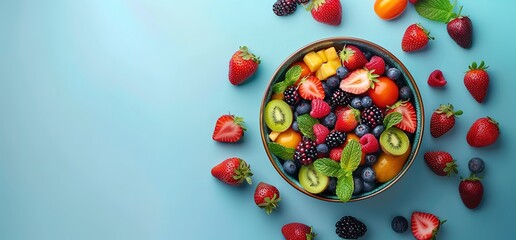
<box><xmin>212</xmin><ymin>115</ymin><xmax>246</xmax><ymax>142</ymax></box>
<box><xmin>411</xmin><ymin>212</ymin><xmax>445</xmax><ymax>240</ymax></box>
<box><xmin>299</xmin><ymin>76</ymin><xmax>325</xmax><ymax>100</ymax></box>
<box><xmin>387</xmin><ymin>100</ymin><xmax>417</xmax><ymax>133</ymax></box>
<box><xmin>339</xmin><ymin>69</ymin><xmax>378</xmax><ymax>95</ymax></box>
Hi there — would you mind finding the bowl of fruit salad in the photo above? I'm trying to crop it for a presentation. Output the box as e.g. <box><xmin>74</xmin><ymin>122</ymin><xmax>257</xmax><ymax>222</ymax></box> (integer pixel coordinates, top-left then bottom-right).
<box><xmin>260</xmin><ymin>37</ymin><xmax>424</xmax><ymax>202</ymax></box>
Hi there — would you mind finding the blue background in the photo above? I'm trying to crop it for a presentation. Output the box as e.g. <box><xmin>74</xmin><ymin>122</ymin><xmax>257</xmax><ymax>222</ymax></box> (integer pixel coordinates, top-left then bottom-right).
<box><xmin>1</xmin><ymin>0</ymin><xmax>514</xmax><ymax>239</ymax></box>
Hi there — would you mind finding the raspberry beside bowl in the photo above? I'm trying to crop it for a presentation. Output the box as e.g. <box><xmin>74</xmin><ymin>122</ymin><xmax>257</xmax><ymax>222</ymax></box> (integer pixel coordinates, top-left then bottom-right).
<box><xmin>260</xmin><ymin>37</ymin><xmax>425</xmax><ymax>202</ymax></box>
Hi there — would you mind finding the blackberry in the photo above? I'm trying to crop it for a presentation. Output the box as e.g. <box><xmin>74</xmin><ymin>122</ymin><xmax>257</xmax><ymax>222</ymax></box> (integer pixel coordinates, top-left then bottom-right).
<box><xmin>273</xmin><ymin>0</ymin><xmax>297</xmax><ymax>16</ymax></box>
<box><xmin>325</xmin><ymin>130</ymin><xmax>346</xmax><ymax>149</ymax></box>
<box><xmin>295</xmin><ymin>0</ymin><xmax>310</xmax><ymax>4</ymax></box>
<box><xmin>361</xmin><ymin>105</ymin><xmax>384</xmax><ymax>129</ymax></box>
<box><xmin>330</xmin><ymin>89</ymin><xmax>353</xmax><ymax>108</ymax></box>
<box><xmin>294</xmin><ymin>137</ymin><xmax>317</xmax><ymax>166</ymax></box>
<box><xmin>336</xmin><ymin>216</ymin><xmax>367</xmax><ymax>239</ymax></box>
<box><xmin>283</xmin><ymin>86</ymin><xmax>300</xmax><ymax>106</ymax></box>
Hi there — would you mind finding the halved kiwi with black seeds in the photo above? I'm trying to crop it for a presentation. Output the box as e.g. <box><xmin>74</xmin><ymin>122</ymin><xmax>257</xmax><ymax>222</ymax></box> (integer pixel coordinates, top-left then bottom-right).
<box><xmin>299</xmin><ymin>164</ymin><xmax>329</xmax><ymax>194</ymax></box>
<box><xmin>264</xmin><ymin>99</ymin><xmax>293</xmax><ymax>132</ymax></box>
<box><xmin>380</xmin><ymin>127</ymin><xmax>409</xmax><ymax>156</ymax></box>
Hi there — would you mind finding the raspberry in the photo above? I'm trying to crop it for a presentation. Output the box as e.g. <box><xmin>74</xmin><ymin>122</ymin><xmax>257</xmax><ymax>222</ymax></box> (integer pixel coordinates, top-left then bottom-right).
<box><xmin>360</xmin><ymin>133</ymin><xmax>379</xmax><ymax>154</ymax></box>
<box><xmin>310</xmin><ymin>99</ymin><xmax>331</xmax><ymax>118</ymax></box>
<box><xmin>330</xmin><ymin>148</ymin><xmax>343</xmax><ymax>161</ymax></box>
<box><xmin>313</xmin><ymin>124</ymin><xmax>330</xmax><ymax>145</ymax></box>
<box><xmin>364</xmin><ymin>56</ymin><xmax>385</xmax><ymax>75</ymax></box>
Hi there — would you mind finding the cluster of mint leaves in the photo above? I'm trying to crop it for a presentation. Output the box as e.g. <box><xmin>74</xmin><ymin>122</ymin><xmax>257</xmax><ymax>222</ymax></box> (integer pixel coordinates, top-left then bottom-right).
<box><xmin>272</xmin><ymin>65</ymin><xmax>302</xmax><ymax>93</ymax></box>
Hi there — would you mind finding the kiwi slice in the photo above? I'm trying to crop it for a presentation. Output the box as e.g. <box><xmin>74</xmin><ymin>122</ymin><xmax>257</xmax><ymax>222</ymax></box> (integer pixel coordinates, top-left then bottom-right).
<box><xmin>264</xmin><ymin>99</ymin><xmax>293</xmax><ymax>132</ymax></box>
<box><xmin>299</xmin><ymin>164</ymin><xmax>329</xmax><ymax>194</ymax></box>
<box><xmin>380</xmin><ymin>127</ymin><xmax>410</xmax><ymax>156</ymax></box>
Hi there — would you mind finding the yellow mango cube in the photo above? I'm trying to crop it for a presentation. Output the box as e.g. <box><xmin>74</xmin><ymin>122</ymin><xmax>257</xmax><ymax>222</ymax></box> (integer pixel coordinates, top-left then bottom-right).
<box><xmin>324</xmin><ymin>47</ymin><xmax>339</xmax><ymax>60</ymax></box>
<box><xmin>303</xmin><ymin>51</ymin><xmax>323</xmax><ymax>72</ymax></box>
<box><xmin>316</xmin><ymin>50</ymin><xmax>328</xmax><ymax>63</ymax></box>
<box><xmin>269</xmin><ymin>131</ymin><xmax>281</xmax><ymax>141</ymax></box>
<box><xmin>328</xmin><ymin>59</ymin><xmax>342</xmax><ymax>70</ymax></box>
<box><xmin>315</xmin><ymin>63</ymin><xmax>337</xmax><ymax>81</ymax></box>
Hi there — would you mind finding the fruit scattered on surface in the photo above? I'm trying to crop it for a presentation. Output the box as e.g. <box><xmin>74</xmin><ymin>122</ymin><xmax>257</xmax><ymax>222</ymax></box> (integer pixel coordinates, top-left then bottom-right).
<box><xmin>468</xmin><ymin>157</ymin><xmax>485</xmax><ymax>174</ymax></box>
<box><xmin>307</xmin><ymin>0</ymin><xmax>342</xmax><ymax>26</ymax></box>
<box><xmin>273</xmin><ymin>0</ymin><xmax>298</xmax><ymax>16</ymax></box>
<box><xmin>211</xmin><ymin>157</ymin><xmax>253</xmax><ymax>185</ymax></box>
<box><xmin>430</xmin><ymin>104</ymin><xmax>463</xmax><ymax>138</ymax></box>
<box><xmin>254</xmin><ymin>182</ymin><xmax>281</xmax><ymax>215</ymax></box>
<box><xmin>459</xmin><ymin>175</ymin><xmax>484</xmax><ymax>209</ymax></box>
<box><xmin>464</xmin><ymin>61</ymin><xmax>489</xmax><ymax>103</ymax></box>
<box><xmin>447</xmin><ymin>7</ymin><xmax>473</xmax><ymax>49</ymax></box>
<box><xmin>427</xmin><ymin>69</ymin><xmax>447</xmax><ymax>87</ymax></box>
<box><xmin>424</xmin><ymin>151</ymin><xmax>458</xmax><ymax>176</ymax></box>
<box><xmin>212</xmin><ymin>114</ymin><xmax>246</xmax><ymax>143</ymax></box>
<box><xmin>335</xmin><ymin>216</ymin><xmax>367</xmax><ymax>239</ymax></box>
<box><xmin>281</xmin><ymin>222</ymin><xmax>317</xmax><ymax>240</ymax></box>
<box><xmin>466</xmin><ymin>117</ymin><xmax>500</xmax><ymax>147</ymax></box>
<box><xmin>374</xmin><ymin>0</ymin><xmax>409</xmax><ymax>20</ymax></box>
<box><xmin>401</xmin><ymin>23</ymin><xmax>434</xmax><ymax>52</ymax></box>
<box><xmin>228</xmin><ymin>46</ymin><xmax>260</xmax><ymax>85</ymax></box>
<box><xmin>411</xmin><ymin>212</ymin><xmax>445</xmax><ymax>240</ymax></box>
<box><xmin>391</xmin><ymin>216</ymin><xmax>408</xmax><ymax>233</ymax></box>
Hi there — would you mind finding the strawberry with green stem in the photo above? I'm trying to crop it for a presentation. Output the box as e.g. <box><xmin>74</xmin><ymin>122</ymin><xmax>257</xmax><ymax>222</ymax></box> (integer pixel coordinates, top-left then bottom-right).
<box><xmin>401</xmin><ymin>23</ymin><xmax>434</xmax><ymax>52</ymax></box>
<box><xmin>424</xmin><ymin>151</ymin><xmax>458</xmax><ymax>176</ymax></box>
<box><xmin>212</xmin><ymin>114</ymin><xmax>246</xmax><ymax>143</ymax></box>
<box><xmin>254</xmin><ymin>182</ymin><xmax>281</xmax><ymax>215</ymax></box>
<box><xmin>430</xmin><ymin>103</ymin><xmax>463</xmax><ymax>138</ymax></box>
<box><xmin>306</xmin><ymin>0</ymin><xmax>342</xmax><ymax>26</ymax></box>
<box><xmin>467</xmin><ymin>116</ymin><xmax>500</xmax><ymax>147</ymax></box>
<box><xmin>464</xmin><ymin>61</ymin><xmax>489</xmax><ymax>103</ymax></box>
<box><xmin>459</xmin><ymin>174</ymin><xmax>483</xmax><ymax>209</ymax></box>
<box><xmin>211</xmin><ymin>157</ymin><xmax>253</xmax><ymax>186</ymax></box>
<box><xmin>282</xmin><ymin>222</ymin><xmax>317</xmax><ymax>240</ymax></box>
<box><xmin>447</xmin><ymin>6</ymin><xmax>473</xmax><ymax>49</ymax></box>
<box><xmin>228</xmin><ymin>46</ymin><xmax>260</xmax><ymax>85</ymax></box>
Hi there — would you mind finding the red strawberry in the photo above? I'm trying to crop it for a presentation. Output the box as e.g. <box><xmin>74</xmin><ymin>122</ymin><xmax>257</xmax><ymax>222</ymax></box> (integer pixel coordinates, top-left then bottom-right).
<box><xmin>423</xmin><ymin>151</ymin><xmax>458</xmax><ymax>176</ymax></box>
<box><xmin>308</xmin><ymin>0</ymin><xmax>342</xmax><ymax>26</ymax></box>
<box><xmin>459</xmin><ymin>175</ymin><xmax>484</xmax><ymax>209</ymax></box>
<box><xmin>299</xmin><ymin>76</ymin><xmax>325</xmax><ymax>100</ymax></box>
<box><xmin>211</xmin><ymin>157</ymin><xmax>253</xmax><ymax>186</ymax></box>
<box><xmin>334</xmin><ymin>106</ymin><xmax>360</xmax><ymax>132</ymax></box>
<box><xmin>329</xmin><ymin>147</ymin><xmax>343</xmax><ymax>161</ymax></box>
<box><xmin>386</xmin><ymin>100</ymin><xmax>417</xmax><ymax>133</ymax></box>
<box><xmin>411</xmin><ymin>212</ymin><xmax>445</xmax><ymax>240</ymax></box>
<box><xmin>281</xmin><ymin>222</ymin><xmax>317</xmax><ymax>240</ymax></box>
<box><xmin>427</xmin><ymin>69</ymin><xmax>447</xmax><ymax>87</ymax></box>
<box><xmin>466</xmin><ymin>117</ymin><xmax>500</xmax><ymax>147</ymax></box>
<box><xmin>313</xmin><ymin>123</ymin><xmax>330</xmax><ymax>144</ymax></box>
<box><xmin>447</xmin><ymin>7</ymin><xmax>473</xmax><ymax>49</ymax></box>
<box><xmin>228</xmin><ymin>46</ymin><xmax>260</xmax><ymax>85</ymax></box>
<box><xmin>339</xmin><ymin>69</ymin><xmax>378</xmax><ymax>95</ymax></box>
<box><xmin>430</xmin><ymin>104</ymin><xmax>463</xmax><ymax>138</ymax></box>
<box><xmin>212</xmin><ymin>115</ymin><xmax>246</xmax><ymax>142</ymax></box>
<box><xmin>360</xmin><ymin>133</ymin><xmax>379</xmax><ymax>154</ymax></box>
<box><xmin>364</xmin><ymin>56</ymin><xmax>385</xmax><ymax>75</ymax></box>
<box><xmin>401</xmin><ymin>23</ymin><xmax>434</xmax><ymax>52</ymax></box>
<box><xmin>254</xmin><ymin>182</ymin><xmax>281</xmax><ymax>215</ymax></box>
<box><xmin>339</xmin><ymin>45</ymin><xmax>368</xmax><ymax>71</ymax></box>
<box><xmin>464</xmin><ymin>61</ymin><xmax>489</xmax><ymax>103</ymax></box>
<box><xmin>310</xmin><ymin>99</ymin><xmax>331</xmax><ymax>118</ymax></box>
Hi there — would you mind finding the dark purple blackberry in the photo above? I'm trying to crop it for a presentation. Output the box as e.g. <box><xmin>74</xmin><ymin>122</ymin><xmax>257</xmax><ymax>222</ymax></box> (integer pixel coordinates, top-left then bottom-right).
<box><xmin>325</xmin><ymin>130</ymin><xmax>346</xmax><ymax>149</ymax></box>
<box><xmin>361</xmin><ymin>105</ymin><xmax>384</xmax><ymax>129</ymax></box>
<box><xmin>273</xmin><ymin>0</ymin><xmax>297</xmax><ymax>16</ymax></box>
<box><xmin>330</xmin><ymin>89</ymin><xmax>353</xmax><ymax>108</ymax></box>
<box><xmin>283</xmin><ymin>86</ymin><xmax>300</xmax><ymax>106</ymax></box>
<box><xmin>295</xmin><ymin>0</ymin><xmax>310</xmax><ymax>4</ymax></box>
<box><xmin>335</xmin><ymin>216</ymin><xmax>367</xmax><ymax>239</ymax></box>
<box><xmin>294</xmin><ymin>137</ymin><xmax>317</xmax><ymax>166</ymax></box>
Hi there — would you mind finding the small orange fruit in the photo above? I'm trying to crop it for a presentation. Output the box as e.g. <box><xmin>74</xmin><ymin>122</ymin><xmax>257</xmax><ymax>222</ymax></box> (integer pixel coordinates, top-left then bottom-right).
<box><xmin>275</xmin><ymin>128</ymin><xmax>302</xmax><ymax>149</ymax></box>
<box><xmin>373</xmin><ymin>145</ymin><xmax>411</xmax><ymax>183</ymax></box>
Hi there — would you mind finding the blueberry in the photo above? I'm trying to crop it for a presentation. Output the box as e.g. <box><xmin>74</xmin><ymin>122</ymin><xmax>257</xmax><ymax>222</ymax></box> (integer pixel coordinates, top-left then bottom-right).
<box><xmin>296</xmin><ymin>102</ymin><xmax>311</xmax><ymax>115</ymax></box>
<box><xmin>361</xmin><ymin>96</ymin><xmax>373</xmax><ymax>108</ymax></box>
<box><xmin>326</xmin><ymin>177</ymin><xmax>338</xmax><ymax>194</ymax></box>
<box><xmin>283</xmin><ymin>160</ymin><xmax>298</xmax><ymax>176</ymax></box>
<box><xmin>292</xmin><ymin>121</ymin><xmax>300</xmax><ymax>132</ymax></box>
<box><xmin>326</xmin><ymin>76</ymin><xmax>340</xmax><ymax>89</ymax></box>
<box><xmin>336</xmin><ymin>66</ymin><xmax>349</xmax><ymax>79</ymax></box>
<box><xmin>321</xmin><ymin>112</ymin><xmax>337</xmax><ymax>129</ymax></box>
<box><xmin>364</xmin><ymin>51</ymin><xmax>372</xmax><ymax>60</ymax></box>
<box><xmin>391</xmin><ymin>216</ymin><xmax>408</xmax><ymax>233</ymax></box>
<box><xmin>361</xmin><ymin>167</ymin><xmax>376</xmax><ymax>183</ymax></box>
<box><xmin>372</xmin><ymin>125</ymin><xmax>385</xmax><ymax>139</ymax></box>
<box><xmin>363</xmin><ymin>180</ymin><xmax>375</xmax><ymax>192</ymax></box>
<box><xmin>354</xmin><ymin>124</ymin><xmax>370</xmax><ymax>138</ymax></box>
<box><xmin>384</xmin><ymin>64</ymin><xmax>391</xmax><ymax>74</ymax></box>
<box><xmin>353</xmin><ymin>177</ymin><xmax>364</xmax><ymax>195</ymax></box>
<box><xmin>294</xmin><ymin>111</ymin><xmax>299</xmax><ymax>120</ymax></box>
<box><xmin>350</xmin><ymin>97</ymin><xmax>363</xmax><ymax>109</ymax></box>
<box><xmin>468</xmin><ymin>157</ymin><xmax>485</xmax><ymax>174</ymax></box>
<box><xmin>365</xmin><ymin>154</ymin><xmax>378</xmax><ymax>166</ymax></box>
<box><xmin>386</xmin><ymin>67</ymin><xmax>401</xmax><ymax>80</ymax></box>
<box><xmin>322</xmin><ymin>81</ymin><xmax>334</xmax><ymax>97</ymax></box>
<box><xmin>399</xmin><ymin>86</ymin><xmax>412</xmax><ymax>100</ymax></box>
<box><xmin>316</xmin><ymin>143</ymin><xmax>329</xmax><ymax>155</ymax></box>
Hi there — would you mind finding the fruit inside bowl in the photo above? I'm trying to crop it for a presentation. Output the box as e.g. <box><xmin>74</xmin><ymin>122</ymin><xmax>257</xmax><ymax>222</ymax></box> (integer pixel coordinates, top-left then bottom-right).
<box><xmin>260</xmin><ymin>37</ymin><xmax>424</xmax><ymax>202</ymax></box>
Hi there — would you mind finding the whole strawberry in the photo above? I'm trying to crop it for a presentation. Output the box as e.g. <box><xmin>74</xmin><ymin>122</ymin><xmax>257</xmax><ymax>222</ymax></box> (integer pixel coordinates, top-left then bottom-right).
<box><xmin>430</xmin><ymin>104</ymin><xmax>463</xmax><ymax>138</ymax></box>
<box><xmin>228</xmin><ymin>46</ymin><xmax>260</xmax><ymax>85</ymax></box>
<box><xmin>254</xmin><ymin>182</ymin><xmax>281</xmax><ymax>215</ymax></box>
<box><xmin>464</xmin><ymin>61</ymin><xmax>489</xmax><ymax>103</ymax></box>
<box><xmin>447</xmin><ymin>7</ymin><xmax>473</xmax><ymax>49</ymax></box>
<box><xmin>281</xmin><ymin>222</ymin><xmax>317</xmax><ymax>240</ymax></box>
<box><xmin>424</xmin><ymin>151</ymin><xmax>458</xmax><ymax>176</ymax></box>
<box><xmin>308</xmin><ymin>0</ymin><xmax>342</xmax><ymax>26</ymax></box>
<box><xmin>211</xmin><ymin>157</ymin><xmax>253</xmax><ymax>185</ymax></box>
<box><xmin>401</xmin><ymin>23</ymin><xmax>434</xmax><ymax>52</ymax></box>
<box><xmin>459</xmin><ymin>175</ymin><xmax>483</xmax><ymax>209</ymax></box>
<box><xmin>466</xmin><ymin>117</ymin><xmax>500</xmax><ymax>147</ymax></box>
<box><xmin>212</xmin><ymin>114</ymin><xmax>246</xmax><ymax>143</ymax></box>
<box><xmin>339</xmin><ymin>45</ymin><xmax>368</xmax><ymax>71</ymax></box>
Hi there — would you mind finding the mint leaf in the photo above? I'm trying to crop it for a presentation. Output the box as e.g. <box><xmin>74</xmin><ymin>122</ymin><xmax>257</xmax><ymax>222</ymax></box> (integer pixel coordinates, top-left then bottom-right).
<box><xmin>336</xmin><ymin>175</ymin><xmax>354</xmax><ymax>202</ymax></box>
<box><xmin>297</xmin><ymin>114</ymin><xmax>319</xmax><ymax>141</ymax></box>
<box><xmin>340</xmin><ymin>140</ymin><xmax>362</xmax><ymax>172</ymax></box>
<box><xmin>314</xmin><ymin>158</ymin><xmax>343</xmax><ymax>177</ymax></box>
<box><xmin>415</xmin><ymin>0</ymin><xmax>456</xmax><ymax>23</ymax></box>
<box><xmin>268</xmin><ymin>142</ymin><xmax>295</xmax><ymax>160</ymax></box>
<box><xmin>383</xmin><ymin>112</ymin><xmax>403</xmax><ymax>130</ymax></box>
<box><xmin>272</xmin><ymin>65</ymin><xmax>302</xmax><ymax>93</ymax></box>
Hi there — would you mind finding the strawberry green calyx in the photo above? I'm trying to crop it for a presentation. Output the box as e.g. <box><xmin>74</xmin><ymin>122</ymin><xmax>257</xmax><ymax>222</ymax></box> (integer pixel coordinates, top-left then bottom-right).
<box><xmin>258</xmin><ymin>193</ymin><xmax>281</xmax><ymax>215</ymax></box>
<box><xmin>306</xmin><ymin>227</ymin><xmax>317</xmax><ymax>240</ymax></box>
<box><xmin>436</xmin><ymin>104</ymin><xmax>463</xmax><ymax>117</ymax></box>
<box><xmin>233</xmin><ymin>159</ymin><xmax>253</xmax><ymax>185</ymax></box>
<box><xmin>443</xmin><ymin>160</ymin><xmax>458</xmax><ymax>176</ymax></box>
<box><xmin>487</xmin><ymin>116</ymin><xmax>499</xmax><ymax>130</ymax></box>
<box><xmin>232</xmin><ymin>116</ymin><xmax>247</xmax><ymax>131</ymax></box>
<box><xmin>338</xmin><ymin>45</ymin><xmax>355</xmax><ymax>62</ymax></box>
<box><xmin>416</xmin><ymin>23</ymin><xmax>435</xmax><ymax>40</ymax></box>
<box><xmin>238</xmin><ymin>46</ymin><xmax>261</xmax><ymax>64</ymax></box>
<box><xmin>431</xmin><ymin>219</ymin><xmax>447</xmax><ymax>240</ymax></box>
<box><xmin>367</xmin><ymin>70</ymin><xmax>380</xmax><ymax>89</ymax></box>
<box><xmin>462</xmin><ymin>174</ymin><xmax>482</xmax><ymax>181</ymax></box>
<box><xmin>468</xmin><ymin>61</ymin><xmax>488</xmax><ymax>71</ymax></box>
<box><xmin>306</xmin><ymin>0</ymin><xmax>326</xmax><ymax>11</ymax></box>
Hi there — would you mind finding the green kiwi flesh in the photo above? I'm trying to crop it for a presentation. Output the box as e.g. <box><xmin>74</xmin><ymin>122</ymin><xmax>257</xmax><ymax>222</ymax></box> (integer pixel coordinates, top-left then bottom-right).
<box><xmin>264</xmin><ymin>99</ymin><xmax>293</xmax><ymax>132</ymax></box>
<box><xmin>299</xmin><ymin>164</ymin><xmax>329</xmax><ymax>194</ymax></box>
<box><xmin>380</xmin><ymin>127</ymin><xmax>409</xmax><ymax>156</ymax></box>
